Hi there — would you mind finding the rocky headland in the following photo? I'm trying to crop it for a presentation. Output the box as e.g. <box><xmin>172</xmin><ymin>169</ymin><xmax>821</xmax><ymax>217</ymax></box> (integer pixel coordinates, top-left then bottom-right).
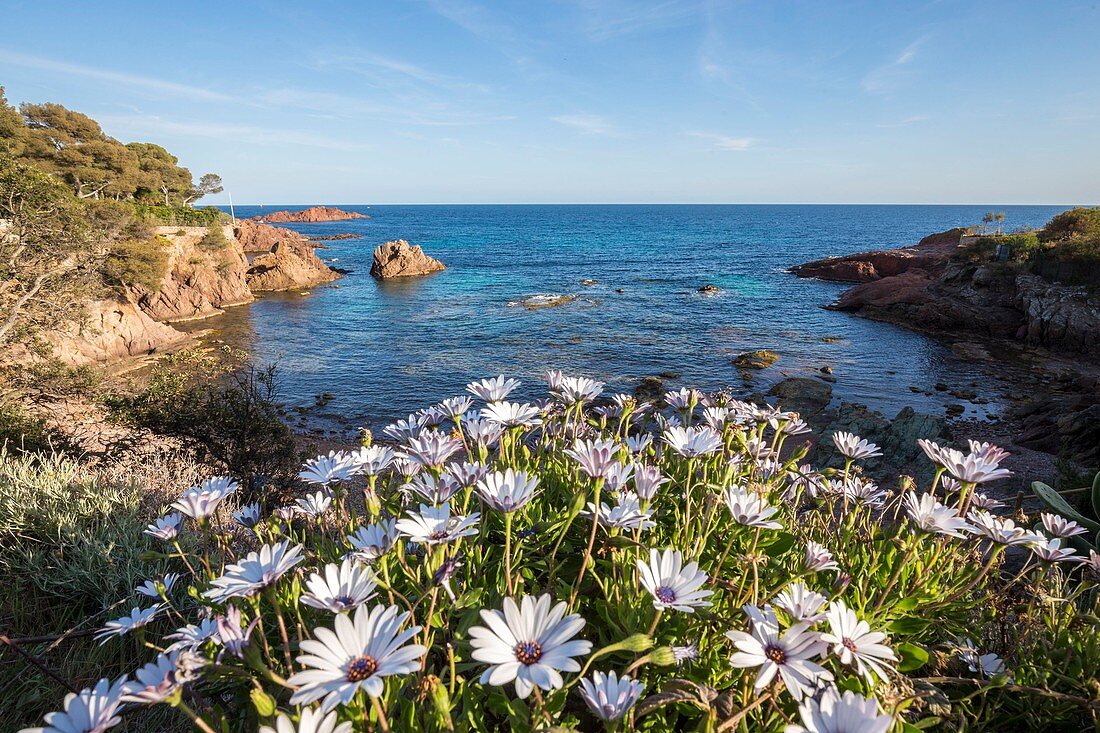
<box><xmin>43</xmin><ymin>221</ymin><xmax>341</xmax><ymax>366</ymax></box>
<box><xmin>252</xmin><ymin>206</ymin><xmax>368</xmax><ymax>223</ymax></box>
<box><xmin>370</xmin><ymin>239</ymin><xmax>446</xmax><ymax>279</ymax></box>
<box><xmin>792</xmin><ymin>225</ymin><xmax>1100</xmax><ymax>468</ymax></box>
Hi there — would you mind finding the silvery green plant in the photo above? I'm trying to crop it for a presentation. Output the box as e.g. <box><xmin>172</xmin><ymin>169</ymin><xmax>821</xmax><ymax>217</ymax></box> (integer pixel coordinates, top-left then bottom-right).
<box><xmin>20</xmin><ymin>375</ymin><xmax>1100</xmax><ymax>732</ymax></box>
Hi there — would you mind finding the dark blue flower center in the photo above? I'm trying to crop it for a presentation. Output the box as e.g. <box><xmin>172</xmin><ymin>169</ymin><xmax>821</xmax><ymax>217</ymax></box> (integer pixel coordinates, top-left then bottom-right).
<box><xmin>514</xmin><ymin>641</ymin><xmax>543</xmax><ymax>665</ymax></box>
<box><xmin>346</xmin><ymin>655</ymin><xmax>378</xmax><ymax>682</ymax></box>
<box><xmin>655</xmin><ymin>586</ymin><xmax>677</xmax><ymax>604</ymax></box>
<box><xmin>764</xmin><ymin>644</ymin><xmax>786</xmax><ymax>664</ymax></box>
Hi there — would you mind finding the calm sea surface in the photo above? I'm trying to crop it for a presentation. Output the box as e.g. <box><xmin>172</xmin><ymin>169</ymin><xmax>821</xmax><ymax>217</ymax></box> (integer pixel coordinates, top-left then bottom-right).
<box><xmin>198</xmin><ymin>204</ymin><xmax>1064</xmax><ymax>432</ymax></box>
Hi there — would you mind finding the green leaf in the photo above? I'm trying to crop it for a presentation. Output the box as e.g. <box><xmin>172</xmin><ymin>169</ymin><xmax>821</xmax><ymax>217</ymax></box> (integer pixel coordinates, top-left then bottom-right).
<box><xmin>887</xmin><ymin>617</ymin><xmax>930</xmax><ymax>635</ymax></box>
<box><xmin>897</xmin><ymin>642</ymin><xmax>930</xmax><ymax>672</ymax></box>
<box><xmin>761</xmin><ymin>532</ymin><xmax>796</xmax><ymax>557</ymax></box>
<box><xmin>1031</xmin><ymin>481</ymin><xmax>1100</xmax><ymax>532</ymax></box>
<box><xmin>249</xmin><ymin>688</ymin><xmax>276</xmax><ymax>718</ymax></box>
<box><xmin>894</xmin><ymin>596</ymin><xmax>920</xmax><ymax>612</ymax></box>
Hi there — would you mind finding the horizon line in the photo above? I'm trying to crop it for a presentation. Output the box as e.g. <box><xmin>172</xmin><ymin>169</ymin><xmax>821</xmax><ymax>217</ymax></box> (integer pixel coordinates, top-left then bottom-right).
<box><xmin>212</xmin><ymin>201</ymin><xmax>1086</xmax><ymax>208</ymax></box>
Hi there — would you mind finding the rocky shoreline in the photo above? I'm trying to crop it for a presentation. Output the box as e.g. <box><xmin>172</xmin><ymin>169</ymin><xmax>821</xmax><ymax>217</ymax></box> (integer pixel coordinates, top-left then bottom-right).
<box><xmin>252</xmin><ymin>206</ymin><xmax>368</xmax><ymax>223</ymax></box>
<box><xmin>43</xmin><ymin>220</ymin><xmax>341</xmax><ymax>367</ymax></box>
<box><xmin>792</xmin><ymin>228</ymin><xmax>1100</xmax><ymax>469</ymax></box>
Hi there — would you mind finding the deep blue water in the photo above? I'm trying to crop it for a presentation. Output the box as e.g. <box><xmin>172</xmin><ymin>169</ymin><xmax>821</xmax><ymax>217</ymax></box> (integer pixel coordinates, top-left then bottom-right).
<box><xmin>201</xmin><ymin>204</ymin><xmax>1065</xmax><ymax>432</ymax></box>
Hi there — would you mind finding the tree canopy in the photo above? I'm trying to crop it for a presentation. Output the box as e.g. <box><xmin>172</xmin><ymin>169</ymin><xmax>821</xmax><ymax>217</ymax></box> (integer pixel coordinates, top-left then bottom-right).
<box><xmin>0</xmin><ymin>86</ymin><xmax>221</xmax><ymax>205</ymax></box>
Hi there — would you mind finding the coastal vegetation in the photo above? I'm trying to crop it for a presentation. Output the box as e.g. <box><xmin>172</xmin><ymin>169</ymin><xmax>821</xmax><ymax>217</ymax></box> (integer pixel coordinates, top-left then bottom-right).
<box><xmin>10</xmin><ymin>376</ymin><xmax>1100</xmax><ymax>732</ymax></box>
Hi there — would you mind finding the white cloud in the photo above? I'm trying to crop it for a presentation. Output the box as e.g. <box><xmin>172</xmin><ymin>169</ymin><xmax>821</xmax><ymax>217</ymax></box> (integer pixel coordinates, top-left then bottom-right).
<box><xmin>687</xmin><ymin>131</ymin><xmax>754</xmax><ymax>151</ymax></box>
<box><xmin>551</xmin><ymin>113</ymin><xmax>615</xmax><ymax>135</ymax></box>
<box><xmin>0</xmin><ymin>49</ymin><xmax>233</xmax><ymax>103</ymax></box>
<box><xmin>861</xmin><ymin>35</ymin><xmax>930</xmax><ymax>95</ymax></box>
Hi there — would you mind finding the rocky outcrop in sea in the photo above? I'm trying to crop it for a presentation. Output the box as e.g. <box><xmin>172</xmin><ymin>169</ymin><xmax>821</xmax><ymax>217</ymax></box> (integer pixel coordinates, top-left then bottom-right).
<box><xmin>252</xmin><ymin>206</ymin><xmax>368</xmax><ymax>223</ymax></box>
<box><xmin>370</xmin><ymin>240</ymin><xmax>446</xmax><ymax>279</ymax></box>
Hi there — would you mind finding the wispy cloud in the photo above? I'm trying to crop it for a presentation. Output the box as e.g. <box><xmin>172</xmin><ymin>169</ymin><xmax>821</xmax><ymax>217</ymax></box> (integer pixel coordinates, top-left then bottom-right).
<box><xmin>0</xmin><ymin>49</ymin><xmax>234</xmax><ymax>102</ymax></box>
<box><xmin>569</xmin><ymin>0</ymin><xmax>701</xmax><ymax>41</ymax></box>
<box><xmin>96</xmin><ymin>115</ymin><xmax>369</xmax><ymax>151</ymax></box>
<box><xmin>551</xmin><ymin>113</ymin><xmax>616</xmax><ymax>135</ymax></box>
<box><xmin>861</xmin><ymin>36</ymin><xmax>929</xmax><ymax>95</ymax></box>
<box><xmin>687</xmin><ymin>131</ymin><xmax>754</xmax><ymax>151</ymax></box>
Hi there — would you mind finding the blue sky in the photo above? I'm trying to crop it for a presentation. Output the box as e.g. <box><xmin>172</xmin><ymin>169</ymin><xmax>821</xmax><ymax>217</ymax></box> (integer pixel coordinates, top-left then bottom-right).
<box><xmin>2</xmin><ymin>1</ymin><xmax>1098</xmax><ymax>204</ymax></box>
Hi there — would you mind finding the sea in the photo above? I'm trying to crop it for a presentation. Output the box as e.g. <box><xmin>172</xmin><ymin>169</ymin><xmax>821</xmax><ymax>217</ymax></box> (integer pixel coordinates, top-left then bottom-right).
<box><xmin>198</xmin><ymin>204</ymin><xmax>1065</xmax><ymax>434</ymax></box>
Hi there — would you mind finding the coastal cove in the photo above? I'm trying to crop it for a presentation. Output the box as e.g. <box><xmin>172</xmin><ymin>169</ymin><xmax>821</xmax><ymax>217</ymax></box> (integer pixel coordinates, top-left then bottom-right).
<box><xmin>195</xmin><ymin>204</ymin><xmax>1066</xmax><ymax>434</ymax></box>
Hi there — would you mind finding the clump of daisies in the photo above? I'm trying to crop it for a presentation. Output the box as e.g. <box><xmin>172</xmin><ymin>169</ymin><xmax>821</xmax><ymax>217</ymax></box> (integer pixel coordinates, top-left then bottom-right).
<box><xmin>25</xmin><ymin>373</ymin><xmax>1092</xmax><ymax>732</ymax></box>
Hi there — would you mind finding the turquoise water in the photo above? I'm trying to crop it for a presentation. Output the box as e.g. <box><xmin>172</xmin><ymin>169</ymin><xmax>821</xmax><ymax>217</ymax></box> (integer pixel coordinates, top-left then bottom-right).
<box><xmin>207</xmin><ymin>204</ymin><xmax>1064</xmax><ymax>432</ymax></box>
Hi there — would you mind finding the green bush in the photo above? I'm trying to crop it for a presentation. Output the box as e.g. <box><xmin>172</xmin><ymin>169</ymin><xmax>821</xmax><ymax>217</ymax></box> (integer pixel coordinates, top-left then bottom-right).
<box><xmin>106</xmin><ymin>359</ymin><xmax>298</xmax><ymax>496</ymax></box>
<box><xmin>100</xmin><ymin>236</ymin><xmax>170</xmax><ymax>292</ymax></box>
<box><xmin>133</xmin><ymin>204</ymin><xmax>227</xmax><ymax>227</ymax></box>
<box><xmin>0</xmin><ymin>402</ymin><xmax>74</xmax><ymax>454</ymax></box>
<box><xmin>1038</xmin><ymin>207</ymin><xmax>1100</xmax><ymax>244</ymax></box>
<box><xmin>198</xmin><ymin>224</ymin><xmax>229</xmax><ymax>251</ymax></box>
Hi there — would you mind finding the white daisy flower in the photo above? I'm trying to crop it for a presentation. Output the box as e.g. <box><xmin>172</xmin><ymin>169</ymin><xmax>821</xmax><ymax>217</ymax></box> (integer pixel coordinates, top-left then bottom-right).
<box><xmin>347</xmin><ymin>519</ymin><xmax>399</xmax><ymax>560</ymax></box>
<box><xmin>120</xmin><ymin>651</ymin><xmax>183</xmax><ymax>704</ymax></box>
<box><xmin>839</xmin><ymin>477</ymin><xmax>887</xmax><ymax>508</ymax></box>
<box><xmin>820</xmin><ymin>601</ymin><xmax>897</xmax><ymax>685</ymax></box>
<box><xmin>259</xmin><ymin>708</ymin><xmax>353</xmax><ymax>733</ymax></box>
<box><xmin>165</xmin><ymin>618</ymin><xmax>221</xmax><ymax>652</ymax></box>
<box><xmin>787</xmin><ymin>687</ymin><xmax>893</xmax><ymax>733</ymax></box>
<box><xmin>632</xmin><ymin>464</ymin><xmax>667</xmax><ymax>501</ymax></box>
<box><xmin>287</xmin><ymin>604</ymin><xmax>427</xmax><ymax>711</ymax></box>
<box><xmin>663</xmin><ymin>425</ymin><xmax>723</xmax><ymax>457</ymax></box>
<box><xmin>144</xmin><ymin>513</ymin><xmax>184</xmax><ymax>541</ymax></box>
<box><xmin>405</xmin><ymin>430</ymin><xmax>465</xmax><ymax>468</ymax></box>
<box><xmin>477</xmin><ymin>469</ymin><xmax>539</xmax><ymax>512</ymax></box>
<box><xmin>956</xmin><ymin>638</ymin><xmax>1007</xmax><ymax>679</ymax></box>
<box><xmin>774</xmin><ymin>583</ymin><xmax>828</xmax><ymax>623</ymax></box>
<box><xmin>439</xmin><ymin>396</ymin><xmax>474</xmax><ymax>419</ymax></box>
<box><xmin>403</xmin><ymin>473</ymin><xmax>461</xmax><ymax>505</ymax></box>
<box><xmin>300</xmin><ymin>451</ymin><xmax>357</xmax><ymax>485</ymax></box>
<box><xmin>625</xmin><ymin>434</ymin><xmax>653</xmax><ymax>455</ymax></box>
<box><xmin>804</xmin><ymin>542</ymin><xmax>840</xmax><ymax>573</ymax></box>
<box><xmin>664</xmin><ymin>387</ymin><xmax>704</xmax><ymax>412</ymax></box>
<box><xmin>205</xmin><ymin>541</ymin><xmax>304</xmax><ymax>603</ymax></box>
<box><xmin>727</xmin><ymin>604</ymin><xmax>832</xmax><ymax>701</ymax></box>
<box><xmin>461</xmin><ymin>417</ymin><xmax>505</xmax><ymax>446</ymax></box>
<box><xmin>135</xmin><ymin>572</ymin><xmax>179</xmax><ymax>599</ymax></box>
<box><xmin>216</xmin><ymin>605</ymin><xmax>259</xmax><ymax>659</ymax></box>
<box><xmin>1028</xmin><ymin>537</ymin><xmax>1083</xmax><ymax>564</ymax></box>
<box><xmin>578</xmin><ymin>670</ymin><xmax>645</xmax><ymax>722</ymax></box>
<box><xmin>722</xmin><ymin>486</ymin><xmax>783</xmax><ymax>529</ymax></box>
<box><xmin>348</xmin><ymin>445</ymin><xmax>396</xmax><ymax>476</ymax></box>
<box><xmin>831</xmin><ymin>432</ymin><xmax>882</xmax><ymax>460</ymax></box>
<box><xmin>302</xmin><ymin>559</ymin><xmax>379</xmax><ymax>613</ymax></box>
<box><xmin>967</xmin><ymin>511</ymin><xmax>1043</xmax><ymax>546</ymax></box>
<box><xmin>22</xmin><ymin>677</ymin><xmax>127</xmax><ymax>733</ymax></box>
<box><xmin>601</xmin><ymin>461</ymin><xmax>634</xmax><ymax>492</ymax></box>
<box><xmin>171</xmin><ymin>476</ymin><xmax>239</xmax><ymax>521</ymax></box>
<box><xmin>445</xmin><ymin>461</ymin><xmax>489</xmax><ymax>488</ymax></box>
<box><xmin>565</xmin><ymin>438</ymin><xmax>620</xmax><ymax>478</ymax></box>
<box><xmin>917</xmin><ymin>438</ymin><xmax>953</xmax><ymax>467</ymax></box>
<box><xmin>553</xmin><ymin>376</ymin><xmax>604</xmax><ymax>405</ymax></box>
<box><xmin>968</xmin><ymin>440</ymin><xmax>1011</xmax><ymax>464</ymax></box>
<box><xmin>942</xmin><ymin>448</ymin><xmax>1011</xmax><ymax>484</ymax></box>
<box><xmin>396</xmin><ymin>504</ymin><xmax>480</xmax><ymax>546</ymax></box>
<box><xmin>1041</xmin><ymin>512</ymin><xmax>1088</xmax><ymax>538</ymax></box>
<box><xmin>482</xmin><ymin>401</ymin><xmax>542</xmax><ymax>428</ymax></box>
<box><xmin>467</xmin><ymin>375</ymin><xmax>521</xmax><ymax>402</ymax></box>
<box><xmin>382</xmin><ymin>413</ymin><xmax>425</xmax><ymax>442</ymax></box>
<box><xmin>904</xmin><ymin>492</ymin><xmax>972</xmax><ymax>538</ymax></box>
<box><xmin>586</xmin><ymin>493</ymin><xmax>656</xmax><ymax>532</ymax></box>
<box><xmin>233</xmin><ymin>503</ymin><xmax>262</xmax><ymax>529</ymax></box>
<box><xmin>295</xmin><ymin>490</ymin><xmax>333</xmax><ymax>518</ymax></box>
<box><xmin>637</xmin><ymin>548</ymin><xmax>713</xmax><ymax>613</ymax></box>
<box><xmin>469</xmin><ymin>594</ymin><xmax>592</xmax><ymax>699</ymax></box>
<box><xmin>95</xmin><ymin>604</ymin><xmax>162</xmax><ymax>644</ymax></box>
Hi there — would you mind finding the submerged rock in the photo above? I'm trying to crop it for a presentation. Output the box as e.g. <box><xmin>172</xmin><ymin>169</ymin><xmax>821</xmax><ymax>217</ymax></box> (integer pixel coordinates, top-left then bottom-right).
<box><xmin>511</xmin><ymin>294</ymin><xmax>576</xmax><ymax>310</ymax></box>
<box><xmin>370</xmin><ymin>240</ymin><xmax>446</xmax><ymax>279</ymax></box>
<box><xmin>732</xmin><ymin>350</ymin><xmax>779</xmax><ymax>370</ymax></box>
<box><xmin>698</xmin><ymin>284</ymin><xmax>721</xmax><ymax>294</ymax></box>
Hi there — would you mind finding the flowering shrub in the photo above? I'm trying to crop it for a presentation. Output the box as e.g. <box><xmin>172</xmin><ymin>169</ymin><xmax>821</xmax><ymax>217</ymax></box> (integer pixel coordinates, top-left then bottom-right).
<box><xmin>21</xmin><ymin>374</ymin><xmax>1100</xmax><ymax>732</ymax></box>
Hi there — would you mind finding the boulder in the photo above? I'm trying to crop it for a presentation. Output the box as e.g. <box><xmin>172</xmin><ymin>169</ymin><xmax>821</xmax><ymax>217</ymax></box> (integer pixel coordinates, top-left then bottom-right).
<box><xmin>234</xmin><ymin>219</ymin><xmax>310</xmax><ymax>253</ymax></box>
<box><xmin>247</xmin><ymin>240</ymin><xmax>341</xmax><ymax>292</ymax></box>
<box><xmin>253</xmin><ymin>206</ymin><xmax>368</xmax><ymax>223</ymax></box>
<box><xmin>370</xmin><ymin>240</ymin><xmax>446</xmax><ymax>279</ymax></box>
<box><xmin>768</xmin><ymin>377</ymin><xmax>833</xmax><ymax>418</ymax></box>
<box><xmin>732</xmin><ymin>350</ymin><xmax>779</xmax><ymax>369</ymax></box>
<box><xmin>698</xmin><ymin>284</ymin><xmax>721</xmax><ymax>294</ymax></box>
<box><xmin>791</xmin><ymin>228</ymin><xmax>970</xmax><ymax>283</ymax></box>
